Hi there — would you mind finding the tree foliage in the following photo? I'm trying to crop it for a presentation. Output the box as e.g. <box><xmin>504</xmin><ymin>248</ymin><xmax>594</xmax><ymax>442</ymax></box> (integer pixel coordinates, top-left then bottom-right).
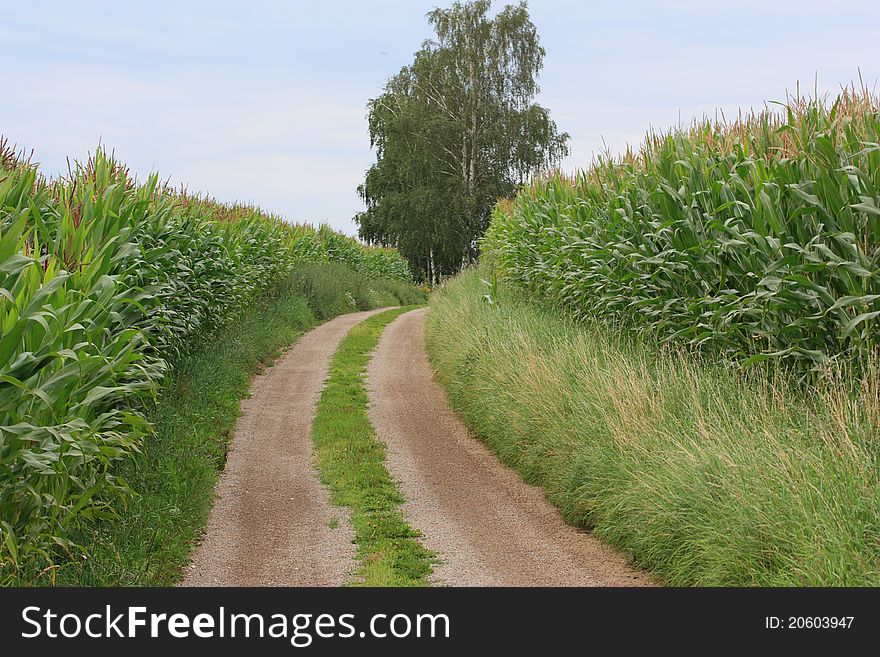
<box><xmin>356</xmin><ymin>0</ymin><xmax>569</xmax><ymax>283</ymax></box>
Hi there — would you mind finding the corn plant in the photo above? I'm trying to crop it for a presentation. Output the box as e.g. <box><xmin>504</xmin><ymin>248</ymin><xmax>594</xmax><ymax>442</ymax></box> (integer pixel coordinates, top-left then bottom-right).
<box><xmin>483</xmin><ymin>87</ymin><xmax>880</xmax><ymax>370</ymax></box>
<box><xmin>1</xmin><ymin>161</ymin><xmax>162</xmax><ymax>569</ymax></box>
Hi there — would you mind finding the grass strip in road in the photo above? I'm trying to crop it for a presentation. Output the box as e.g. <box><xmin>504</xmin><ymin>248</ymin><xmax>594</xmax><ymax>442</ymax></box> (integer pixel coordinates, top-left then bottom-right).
<box><xmin>313</xmin><ymin>306</ymin><xmax>435</xmax><ymax>586</ymax></box>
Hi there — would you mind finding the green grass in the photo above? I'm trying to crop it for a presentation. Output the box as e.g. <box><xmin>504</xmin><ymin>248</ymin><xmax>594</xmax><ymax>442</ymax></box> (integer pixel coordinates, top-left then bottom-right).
<box><xmin>312</xmin><ymin>306</ymin><xmax>435</xmax><ymax>587</ymax></box>
<box><xmin>11</xmin><ymin>266</ymin><xmax>420</xmax><ymax>586</ymax></box>
<box><xmin>426</xmin><ymin>268</ymin><xmax>880</xmax><ymax>586</ymax></box>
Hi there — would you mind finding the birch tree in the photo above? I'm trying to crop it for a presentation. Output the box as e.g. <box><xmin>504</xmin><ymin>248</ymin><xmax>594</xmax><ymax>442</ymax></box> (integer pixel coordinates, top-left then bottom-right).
<box><xmin>356</xmin><ymin>0</ymin><xmax>568</xmax><ymax>283</ymax></box>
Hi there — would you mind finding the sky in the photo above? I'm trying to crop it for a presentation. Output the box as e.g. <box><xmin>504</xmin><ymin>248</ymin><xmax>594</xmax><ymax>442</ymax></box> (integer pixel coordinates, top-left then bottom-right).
<box><xmin>1</xmin><ymin>0</ymin><xmax>878</xmax><ymax>234</ymax></box>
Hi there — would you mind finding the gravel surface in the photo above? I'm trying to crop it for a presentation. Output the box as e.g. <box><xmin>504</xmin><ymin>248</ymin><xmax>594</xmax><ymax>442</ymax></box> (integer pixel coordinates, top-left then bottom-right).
<box><xmin>180</xmin><ymin>309</ymin><xmax>385</xmax><ymax>587</ymax></box>
<box><xmin>367</xmin><ymin>308</ymin><xmax>655</xmax><ymax>587</ymax></box>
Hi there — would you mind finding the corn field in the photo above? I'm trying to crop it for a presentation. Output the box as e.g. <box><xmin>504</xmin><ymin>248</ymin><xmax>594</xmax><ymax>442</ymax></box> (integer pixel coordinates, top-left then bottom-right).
<box><xmin>0</xmin><ymin>145</ymin><xmax>411</xmax><ymax>574</ymax></box>
<box><xmin>483</xmin><ymin>87</ymin><xmax>880</xmax><ymax>369</ymax></box>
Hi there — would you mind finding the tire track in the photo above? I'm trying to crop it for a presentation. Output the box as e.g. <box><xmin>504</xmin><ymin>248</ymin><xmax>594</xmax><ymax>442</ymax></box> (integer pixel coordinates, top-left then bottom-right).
<box><xmin>367</xmin><ymin>308</ymin><xmax>654</xmax><ymax>587</ymax></box>
<box><xmin>181</xmin><ymin>309</ymin><xmax>386</xmax><ymax>586</ymax></box>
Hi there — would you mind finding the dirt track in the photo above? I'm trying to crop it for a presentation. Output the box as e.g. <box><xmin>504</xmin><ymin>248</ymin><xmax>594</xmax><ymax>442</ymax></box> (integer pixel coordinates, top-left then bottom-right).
<box><xmin>367</xmin><ymin>308</ymin><xmax>654</xmax><ymax>586</ymax></box>
<box><xmin>181</xmin><ymin>309</ymin><xmax>385</xmax><ymax>587</ymax></box>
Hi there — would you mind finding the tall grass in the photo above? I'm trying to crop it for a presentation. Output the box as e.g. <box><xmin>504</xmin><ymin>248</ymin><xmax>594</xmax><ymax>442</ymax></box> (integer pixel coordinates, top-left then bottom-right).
<box><xmin>483</xmin><ymin>87</ymin><xmax>880</xmax><ymax>369</ymax></box>
<box><xmin>0</xmin><ymin>143</ymin><xmax>413</xmax><ymax>579</ymax></box>
<box><xmin>426</xmin><ymin>270</ymin><xmax>880</xmax><ymax>585</ymax></box>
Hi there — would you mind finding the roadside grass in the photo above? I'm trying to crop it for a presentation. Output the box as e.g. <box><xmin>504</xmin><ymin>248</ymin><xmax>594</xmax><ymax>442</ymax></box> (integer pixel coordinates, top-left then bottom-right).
<box><xmin>17</xmin><ymin>267</ymin><xmax>420</xmax><ymax>586</ymax></box>
<box><xmin>425</xmin><ymin>268</ymin><xmax>880</xmax><ymax>586</ymax></box>
<box><xmin>312</xmin><ymin>307</ymin><xmax>436</xmax><ymax>586</ymax></box>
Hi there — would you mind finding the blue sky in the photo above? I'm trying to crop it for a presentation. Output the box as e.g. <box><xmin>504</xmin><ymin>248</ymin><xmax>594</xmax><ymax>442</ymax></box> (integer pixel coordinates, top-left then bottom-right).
<box><xmin>1</xmin><ymin>0</ymin><xmax>877</xmax><ymax>234</ymax></box>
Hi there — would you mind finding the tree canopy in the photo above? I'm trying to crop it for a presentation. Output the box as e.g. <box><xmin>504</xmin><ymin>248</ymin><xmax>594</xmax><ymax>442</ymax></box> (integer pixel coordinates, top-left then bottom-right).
<box><xmin>356</xmin><ymin>0</ymin><xmax>569</xmax><ymax>283</ymax></box>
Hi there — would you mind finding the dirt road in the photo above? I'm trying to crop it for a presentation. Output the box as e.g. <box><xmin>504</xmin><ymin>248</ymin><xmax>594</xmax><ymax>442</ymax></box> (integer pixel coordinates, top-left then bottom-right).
<box><xmin>181</xmin><ymin>309</ymin><xmax>386</xmax><ymax>587</ymax></box>
<box><xmin>367</xmin><ymin>308</ymin><xmax>653</xmax><ymax>586</ymax></box>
